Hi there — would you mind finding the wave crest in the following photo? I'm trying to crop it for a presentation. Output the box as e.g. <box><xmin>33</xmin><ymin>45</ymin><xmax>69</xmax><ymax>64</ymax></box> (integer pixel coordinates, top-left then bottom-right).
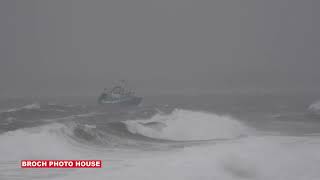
<box><xmin>123</xmin><ymin>109</ymin><xmax>249</xmax><ymax>141</ymax></box>
<box><xmin>309</xmin><ymin>101</ymin><xmax>320</xmax><ymax>113</ymax></box>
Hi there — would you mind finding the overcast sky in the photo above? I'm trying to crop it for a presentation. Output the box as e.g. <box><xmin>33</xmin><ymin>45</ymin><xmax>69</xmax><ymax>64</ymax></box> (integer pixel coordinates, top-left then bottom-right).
<box><xmin>0</xmin><ymin>0</ymin><xmax>319</xmax><ymax>97</ymax></box>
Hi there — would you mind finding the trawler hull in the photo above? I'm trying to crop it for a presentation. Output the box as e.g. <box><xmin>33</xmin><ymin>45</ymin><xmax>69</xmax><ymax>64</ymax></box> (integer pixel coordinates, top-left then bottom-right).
<box><xmin>98</xmin><ymin>96</ymin><xmax>142</xmax><ymax>107</ymax></box>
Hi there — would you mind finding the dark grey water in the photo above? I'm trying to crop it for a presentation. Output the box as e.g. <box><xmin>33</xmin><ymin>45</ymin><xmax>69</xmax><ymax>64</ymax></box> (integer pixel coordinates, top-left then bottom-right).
<box><xmin>1</xmin><ymin>93</ymin><xmax>320</xmax><ymax>180</ymax></box>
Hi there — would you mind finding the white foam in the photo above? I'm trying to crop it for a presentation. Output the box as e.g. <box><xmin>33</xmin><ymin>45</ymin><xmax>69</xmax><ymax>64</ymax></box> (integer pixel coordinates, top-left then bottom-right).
<box><xmin>52</xmin><ymin>135</ymin><xmax>320</xmax><ymax>180</ymax></box>
<box><xmin>1</xmin><ymin>108</ymin><xmax>320</xmax><ymax>180</ymax></box>
<box><xmin>0</xmin><ymin>123</ymin><xmax>81</xmax><ymax>160</ymax></box>
<box><xmin>123</xmin><ymin>109</ymin><xmax>249</xmax><ymax>141</ymax></box>
<box><xmin>309</xmin><ymin>100</ymin><xmax>320</xmax><ymax>113</ymax></box>
<box><xmin>6</xmin><ymin>102</ymin><xmax>41</xmax><ymax>112</ymax></box>
<box><xmin>22</xmin><ymin>103</ymin><xmax>41</xmax><ymax>110</ymax></box>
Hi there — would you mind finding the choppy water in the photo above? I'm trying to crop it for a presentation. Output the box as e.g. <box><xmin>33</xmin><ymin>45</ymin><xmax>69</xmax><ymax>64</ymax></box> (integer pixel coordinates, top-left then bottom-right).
<box><xmin>1</xmin><ymin>93</ymin><xmax>320</xmax><ymax>180</ymax></box>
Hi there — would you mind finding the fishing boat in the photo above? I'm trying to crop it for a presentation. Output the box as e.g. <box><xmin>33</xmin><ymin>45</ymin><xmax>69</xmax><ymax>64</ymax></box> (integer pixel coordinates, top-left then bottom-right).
<box><xmin>98</xmin><ymin>80</ymin><xmax>142</xmax><ymax>107</ymax></box>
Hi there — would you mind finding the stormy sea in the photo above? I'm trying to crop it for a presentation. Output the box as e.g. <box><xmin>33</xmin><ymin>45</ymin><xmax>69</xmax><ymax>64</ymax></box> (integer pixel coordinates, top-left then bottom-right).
<box><xmin>1</xmin><ymin>92</ymin><xmax>320</xmax><ymax>180</ymax></box>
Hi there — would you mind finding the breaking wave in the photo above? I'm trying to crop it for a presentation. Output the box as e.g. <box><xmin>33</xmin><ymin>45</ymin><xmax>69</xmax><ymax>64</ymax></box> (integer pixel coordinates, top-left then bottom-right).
<box><xmin>0</xmin><ymin>108</ymin><xmax>250</xmax><ymax>160</ymax></box>
<box><xmin>6</xmin><ymin>103</ymin><xmax>41</xmax><ymax>112</ymax></box>
<box><xmin>1</xmin><ymin>102</ymin><xmax>320</xmax><ymax>180</ymax></box>
<box><xmin>0</xmin><ymin>122</ymin><xmax>145</xmax><ymax>161</ymax></box>
<box><xmin>0</xmin><ymin>123</ymin><xmax>80</xmax><ymax>160</ymax></box>
<box><xmin>123</xmin><ymin>109</ymin><xmax>249</xmax><ymax>141</ymax></box>
<box><xmin>309</xmin><ymin>100</ymin><xmax>320</xmax><ymax>114</ymax></box>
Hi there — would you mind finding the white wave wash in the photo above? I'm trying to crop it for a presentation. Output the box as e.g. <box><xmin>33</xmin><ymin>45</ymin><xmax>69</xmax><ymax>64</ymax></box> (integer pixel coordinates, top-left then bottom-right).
<box><xmin>124</xmin><ymin>109</ymin><xmax>248</xmax><ymax>141</ymax></box>
<box><xmin>0</xmin><ymin>121</ymin><xmax>140</xmax><ymax>162</ymax></box>
<box><xmin>0</xmin><ymin>123</ymin><xmax>84</xmax><ymax>161</ymax></box>
<box><xmin>108</xmin><ymin>136</ymin><xmax>320</xmax><ymax>180</ymax></box>
<box><xmin>6</xmin><ymin>102</ymin><xmax>41</xmax><ymax>112</ymax></box>
<box><xmin>52</xmin><ymin>135</ymin><xmax>320</xmax><ymax>180</ymax></box>
<box><xmin>1</xmin><ymin>109</ymin><xmax>320</xmax><ymax>180</ymax></box>
<box><xmin>309</xmin><ymin>100</ymin><xmax>320</xmax><ymax>113</ymax></box>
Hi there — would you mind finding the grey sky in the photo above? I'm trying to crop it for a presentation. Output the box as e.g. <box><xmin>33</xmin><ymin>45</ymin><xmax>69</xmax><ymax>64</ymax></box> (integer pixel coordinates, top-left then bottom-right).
<box><xmin>0</xmin><ymin>0</ymin><xmax>319</xmax><ymax>97</ymax></box>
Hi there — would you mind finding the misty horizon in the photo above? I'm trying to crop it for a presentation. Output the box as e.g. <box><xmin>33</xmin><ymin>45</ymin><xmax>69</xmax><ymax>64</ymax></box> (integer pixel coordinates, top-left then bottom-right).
<box><xmin>1</xmin><ymin>0</ymin><xmax>319</xmax><ymax>97</ymax></box>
